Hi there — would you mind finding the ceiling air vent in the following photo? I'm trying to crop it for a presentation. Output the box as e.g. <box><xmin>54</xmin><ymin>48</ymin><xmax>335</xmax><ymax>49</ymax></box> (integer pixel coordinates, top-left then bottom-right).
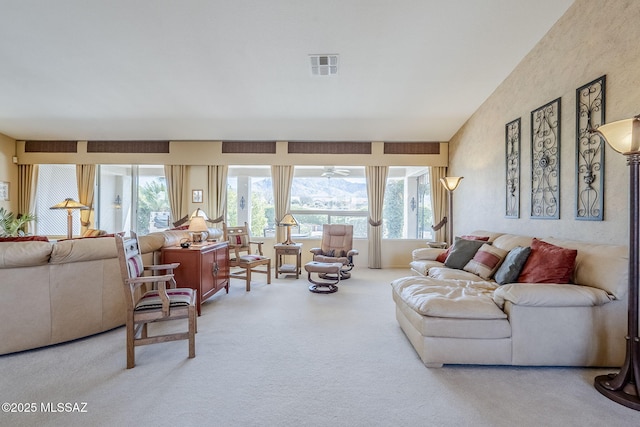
<box><xmin>310</xmin><ymin>54</ymin><xmax>338</xmax><ymax>76</ymax></box>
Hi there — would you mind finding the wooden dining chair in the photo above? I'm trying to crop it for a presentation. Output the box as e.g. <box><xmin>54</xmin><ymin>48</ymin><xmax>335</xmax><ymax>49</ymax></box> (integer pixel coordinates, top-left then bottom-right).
<box><xmin>222</xmin><ymin>222</ymin><xmax>271</xmax><ymax>291</ymax></box>
<box><xmin>115</xmin><ymin>232</ymin><xmax>197</xmax><ymax>368</ymax></box>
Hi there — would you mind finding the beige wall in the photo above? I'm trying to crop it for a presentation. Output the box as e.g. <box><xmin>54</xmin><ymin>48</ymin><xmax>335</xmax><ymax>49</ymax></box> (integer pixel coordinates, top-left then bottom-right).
<box><xmin>448</xmin><ymin>0</ymin><xmax>640</xmax><ymax>246</ymax></box>
<box><xmin>0</xmin><ymin>133</ymin><xmax>17</xmax><ymax>213</ymax></box>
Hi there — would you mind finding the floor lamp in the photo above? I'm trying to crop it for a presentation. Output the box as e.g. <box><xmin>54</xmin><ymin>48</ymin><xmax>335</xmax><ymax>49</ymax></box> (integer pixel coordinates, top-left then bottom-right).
<box><xmin>439</xmin><ymin>176</ymin><xmax>463</xmax><ymax>247</ymax></box>
<box><xmin>49</xmin><ymin>198</ymin><xmax>89</xmax><ymax>239</ymax></box>
<box><xmin>591</xmin><ymin>115</ymin><xmax>640</xmax><ymax>411</ymax></box>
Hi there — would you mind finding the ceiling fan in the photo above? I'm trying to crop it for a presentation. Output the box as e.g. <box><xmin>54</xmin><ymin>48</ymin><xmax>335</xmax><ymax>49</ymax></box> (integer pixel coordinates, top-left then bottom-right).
<box><xmin>321</xmin><ymin>166</ymin><xmax>350</xmax><ymax>178</ymax></box>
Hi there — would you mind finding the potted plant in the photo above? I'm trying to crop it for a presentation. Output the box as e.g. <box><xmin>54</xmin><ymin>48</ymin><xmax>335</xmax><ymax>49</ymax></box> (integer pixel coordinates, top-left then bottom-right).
<box><xmin>0</xmin><ymin>207</ymin><xmax>36</xmax><ymax>237</ymax></box>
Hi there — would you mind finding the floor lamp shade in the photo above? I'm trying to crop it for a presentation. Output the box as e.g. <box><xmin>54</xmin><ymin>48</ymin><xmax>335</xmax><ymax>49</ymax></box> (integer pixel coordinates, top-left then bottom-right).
<box><xmin>439</xmin><ymin>177</ymin><xmax>463</xmax><ymax>247</ymax></box>
<box><xmin>49</xmin><ymin>198</ymin><xmax>89</xmax><ymax>239</ymax></box>
<box><xmin>591</xmin><ymin>116</ymin><xmax>640</xmax><ymax>411</ymax></box>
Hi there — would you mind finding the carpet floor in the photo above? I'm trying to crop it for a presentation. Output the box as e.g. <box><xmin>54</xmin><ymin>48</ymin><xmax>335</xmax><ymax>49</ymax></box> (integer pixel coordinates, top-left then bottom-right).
<box><xmin>1</xmin><ymin>267</ymin><xmax>638</xmax><ymax>426</ymax></box>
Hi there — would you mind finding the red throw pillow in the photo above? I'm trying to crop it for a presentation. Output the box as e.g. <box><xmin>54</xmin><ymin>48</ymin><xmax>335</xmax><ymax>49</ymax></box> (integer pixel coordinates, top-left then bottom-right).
<box><xmin>517</xmin><ymin>238</ymin><xmax>578</xmax><ymax>284</ymax></box>
<box><xmin>0</xmin><ymin>235</ymin><xmax>49</xmax><ymax>242</ymax></box>
<box><xmin>435</xmin><ymin>235</ymin><xmax>490</xmax><ymax>263</ymax></box>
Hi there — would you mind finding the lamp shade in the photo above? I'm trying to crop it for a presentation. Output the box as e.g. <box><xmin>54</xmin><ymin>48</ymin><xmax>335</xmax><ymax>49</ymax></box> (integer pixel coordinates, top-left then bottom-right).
<box><xmin>440</xmin><ymin>176</ymin><xmax>464</xmax><ymax>192</ymax></box>
<box><xmin>592</xmin><ymin>115</ymin><xmax>640</xmax><ymax>154</ymax></box>
<box><xmin>278</xmin><ymin>213</ymin><xmax>298</xmax><ymax>227</ymax></box>
<box><xmin>190</xmin><ymin>208</ymin><xmax>209</xmax><ymax>220</ymax></box>
<box><xmin>188</xmin><ymin>216</ymin><xmax>208</xmax><ymax>232</ymax></box>
<box><xmin>49</xmin><ymin>198</ymin><xmax>89</xmax><ymax>210</ymax></box>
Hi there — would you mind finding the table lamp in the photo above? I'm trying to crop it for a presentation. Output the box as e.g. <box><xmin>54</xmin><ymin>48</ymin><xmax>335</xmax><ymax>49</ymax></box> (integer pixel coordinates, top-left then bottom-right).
<box><xmin>278</xmin><ymin>213</ymin><xmax>298</xmax><ymax>245</ymax></box>
<box><xmin>189</xmin><ymin>209</ymin><xmax>209</xmax><ymax>243</ymax></box>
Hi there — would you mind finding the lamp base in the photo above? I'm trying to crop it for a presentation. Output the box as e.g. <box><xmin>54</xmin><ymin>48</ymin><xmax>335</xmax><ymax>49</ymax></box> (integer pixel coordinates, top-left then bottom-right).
<box><xmin>282</xmin><ymin>226</ymin><xmax>295</xmax><ymax>245</ymax></box>
<box><xmin>595</xmin><ymin>374</ymin><xmax>640</xmax><ymax>410</ymax></box>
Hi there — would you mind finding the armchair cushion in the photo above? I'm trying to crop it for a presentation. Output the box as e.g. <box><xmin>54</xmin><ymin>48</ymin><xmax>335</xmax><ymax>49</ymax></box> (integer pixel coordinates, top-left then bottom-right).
<box><xmin>135</xmin><ymin>288</ymin><xmax>194</xmax><ymax>311</ymax></box>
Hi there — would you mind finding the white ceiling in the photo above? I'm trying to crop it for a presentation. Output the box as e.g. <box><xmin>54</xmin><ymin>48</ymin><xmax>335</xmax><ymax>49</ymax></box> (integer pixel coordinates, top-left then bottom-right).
<box><xmin>0</xmin><ymin>0</ymin><xmax>574</xmax><ymax>142</ymax></box>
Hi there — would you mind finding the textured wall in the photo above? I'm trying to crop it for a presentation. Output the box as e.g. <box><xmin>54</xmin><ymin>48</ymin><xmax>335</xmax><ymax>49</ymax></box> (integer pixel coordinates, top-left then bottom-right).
<box><xmin>448</xmin><ymin>0</ymin><xmax>640</xmax><ymax>245</ymax></box>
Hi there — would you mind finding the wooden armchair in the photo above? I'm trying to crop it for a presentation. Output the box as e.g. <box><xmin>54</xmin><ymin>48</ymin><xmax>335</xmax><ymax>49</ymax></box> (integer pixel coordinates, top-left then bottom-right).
<box><xmin>223</xmin><ymin>222</ymin><xmax>271</xmax><ymax>291</ymax></box>
<box><xmin>115</xmin><ymin>232</ymin><xmax>197</xmax><ymax>369</ymax></box>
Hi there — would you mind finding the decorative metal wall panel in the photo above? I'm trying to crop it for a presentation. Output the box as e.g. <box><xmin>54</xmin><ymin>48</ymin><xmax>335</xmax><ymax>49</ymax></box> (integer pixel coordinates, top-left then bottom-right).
<box><xmin>575</xmin><ymin>75</ymin><xmax>605</xmax><ymax>221</ymax></box>
<box><xmin>505</xmin><ymin>118</ymin><xmax>521</xmax><ymax>218</ymax></box>
<box><xmin>530</xmin><ymin>98</ymin><xmax>561</xmax><ymax>219</ymax></box>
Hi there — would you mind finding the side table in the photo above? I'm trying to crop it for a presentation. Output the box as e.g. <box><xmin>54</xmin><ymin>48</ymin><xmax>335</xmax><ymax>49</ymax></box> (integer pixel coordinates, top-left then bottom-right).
<box><xmin>274</xmin><ymin>243</ymin><xmax>302</xmax><ymax>279</ymax></box>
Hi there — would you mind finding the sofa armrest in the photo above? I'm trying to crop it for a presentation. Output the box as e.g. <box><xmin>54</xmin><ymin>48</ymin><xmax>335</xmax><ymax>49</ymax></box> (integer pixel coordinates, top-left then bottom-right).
<box><xmin>412</xmin><ymin>247</ymin><xmax>445</xmax><ymax>261</ymax></box>
<box><xmin>493</xmin><ymin>283</ymin><xmax>613</xmax><ymax>308</ymax></box>
<box><xmin>310</xmin><ymin>247</ymin><xmax>323</xmax><ymax>255</ymax></box>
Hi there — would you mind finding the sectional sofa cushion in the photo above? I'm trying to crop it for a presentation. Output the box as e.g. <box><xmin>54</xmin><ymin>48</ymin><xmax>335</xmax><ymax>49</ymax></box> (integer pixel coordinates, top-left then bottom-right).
<box><xmin>517</xmin><ymin>238</ymin><xmax>578</xmax><ymax>284</ymax></box>
<box><xmin>494</xmin><ymin>246</ymin><xmax>532</xmax><ymax>285</ymax></box>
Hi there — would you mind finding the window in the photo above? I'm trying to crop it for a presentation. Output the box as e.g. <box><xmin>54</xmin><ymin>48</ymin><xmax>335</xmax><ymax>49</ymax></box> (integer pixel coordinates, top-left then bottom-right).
<box><xmin>35</xmin><ymin>165</ymin><xmax>79</xmax><ymax>236</ymax></box>
<box><xmin>227</xmin><ymin>166</ymin><xmax>274</xmax><ymax>236</ymax></box>
<box><xmin>290</xmin><ymin>166</ymin><xmax>368</xmax><ymax>238</ymax></box>
<box><xmin>35</xmin><ymin>164</ymin><xmax>168</xmax><ymax>237</ymax></box>
<box><xmin>97</xmin><ymin>165</ymin><xmax>169</xmax><ymax>235</ymax></box>
<box><xmin>382</xmin><ymin>167</ymin><xmax>433</xmax><ymax>240</ymax></box>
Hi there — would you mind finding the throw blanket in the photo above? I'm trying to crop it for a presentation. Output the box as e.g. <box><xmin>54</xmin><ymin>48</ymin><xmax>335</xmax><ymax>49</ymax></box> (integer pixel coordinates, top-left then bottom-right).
<box><xmin>391</xmin><ymin>276</ymin><xmax>506</xmax><ymax>319</ymax></box>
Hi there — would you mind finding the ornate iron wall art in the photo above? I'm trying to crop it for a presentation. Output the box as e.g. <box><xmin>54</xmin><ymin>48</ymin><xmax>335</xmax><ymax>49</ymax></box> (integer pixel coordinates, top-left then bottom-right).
<box><xmin>576</xmin><ymin>75</ymin><xmax>606</xmax><ymax>220</ymax></box>
<box><xmin>505</xmin><ymin>118</ymin><xmax>521</xmax><ymax>218</ymax></box>
<box><xmin>530</xmin><ymin>98</ymin><xmax>561</xmax><ymax>219</ymax></box>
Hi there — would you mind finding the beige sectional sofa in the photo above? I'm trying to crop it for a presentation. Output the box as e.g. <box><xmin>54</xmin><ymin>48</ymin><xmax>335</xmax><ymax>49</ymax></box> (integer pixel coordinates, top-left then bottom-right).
<box><xmin>393</xmin><ymin>230</ymin><xmax>628</xmax><ymax>368</ymax></box>
<box><xmin>0</xmin><ymin>228</ymin><xmax>222</xmax><ymax>355</ymax></box>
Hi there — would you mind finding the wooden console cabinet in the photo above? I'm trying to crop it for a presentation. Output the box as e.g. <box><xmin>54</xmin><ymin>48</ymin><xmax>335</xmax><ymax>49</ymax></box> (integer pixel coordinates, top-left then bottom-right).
<box><xmin>161</xmin><ymin>242</ymin><xmax>229</xmax><ymax>315</ymax></box>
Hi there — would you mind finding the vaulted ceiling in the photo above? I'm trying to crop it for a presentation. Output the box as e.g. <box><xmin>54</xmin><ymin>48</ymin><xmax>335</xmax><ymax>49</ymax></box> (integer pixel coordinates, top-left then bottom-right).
<box><xmin>0</xmin><ymin>0</ymin><xmax>574</xmax><ymax>142</ymax></box>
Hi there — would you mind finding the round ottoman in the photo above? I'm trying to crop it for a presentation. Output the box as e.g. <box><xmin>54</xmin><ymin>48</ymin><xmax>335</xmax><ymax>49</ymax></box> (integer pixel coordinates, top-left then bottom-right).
<box><xmin>304</xmin><ymin>261</ymin><xmax>343</xmax><ymax>293</ymax></box>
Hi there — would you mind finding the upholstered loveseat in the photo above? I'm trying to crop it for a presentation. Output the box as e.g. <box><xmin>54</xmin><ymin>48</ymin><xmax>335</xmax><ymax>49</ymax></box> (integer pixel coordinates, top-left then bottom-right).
<box><xmin>0</xmin><ymin>228</ymin><xmax>222</xmax><ymax>355</ymax></box>
<box><xmin>392</xmin><ymin>230</ymin><xmax>628</xmax><ymax>368</ymax></box>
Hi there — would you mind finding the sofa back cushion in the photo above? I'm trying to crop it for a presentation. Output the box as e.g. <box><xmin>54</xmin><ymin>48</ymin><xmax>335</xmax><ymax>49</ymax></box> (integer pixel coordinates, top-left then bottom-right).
<box><xmin>50</xmin><ymin>237</ymin><xmax>118</xmax><ymax>264</ymax></box>
<box><xmin>543</xmin><ymin>237</ymin><xmax>627</xmax><ymax>299</ymax></box>
<box><xmin>0</xmin><ymin>241</ymin><xmax>53</xmax><ymax>267</ymax></box>
<box><xmin>491</xmin><ymin>234</ymin><xmax>534</xmax><ymax>252</ymax></box>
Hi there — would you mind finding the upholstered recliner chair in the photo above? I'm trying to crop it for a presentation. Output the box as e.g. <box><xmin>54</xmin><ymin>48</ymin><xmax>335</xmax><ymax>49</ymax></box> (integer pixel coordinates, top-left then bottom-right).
<box><xmin>309</xmin><ymin>224</ymin><xmax>358</xmax><ymax>279</ymax></box>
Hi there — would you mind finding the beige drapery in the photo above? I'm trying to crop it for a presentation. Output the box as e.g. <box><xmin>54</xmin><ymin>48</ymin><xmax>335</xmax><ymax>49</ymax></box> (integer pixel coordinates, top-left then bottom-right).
<box><xmin>76</xmin><ymin>164</ymin><xmax>96</xmax><ymax>233</ymax></box>
<box><xmin>271</xmin><ymin>165</ymin><xmax>294</xmax><ymax>244</ymax></box>
<box><xmin>429</xmin><ymin>166</ymin><xmax>447</xmax><ymax>244</ymax></box>
<box><xmin>365</xmin><ymin>166</ymin><xmax>388</xmax><ymax>269</ymax></box>
<box><xmin>207</xmin><ymin>165</ymin><xmax>228</xmax><ymax>225</ymax></box>
<box><xmin>18</xmin><ymin>164</ymin><xmax>38</xmax><ymax>235</ymax></box>
<box><xmin>164</xmin><ymin>165</ymin><xmax>189</xmax><ymax>224</ymax></box>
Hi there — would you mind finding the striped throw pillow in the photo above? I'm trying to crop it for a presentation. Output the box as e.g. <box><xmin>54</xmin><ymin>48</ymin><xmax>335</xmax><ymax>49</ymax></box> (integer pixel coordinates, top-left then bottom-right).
<box><xmin>463</xmin><ymin>243</ymin><xmax>508</xmax><ymax>279</ymax></box>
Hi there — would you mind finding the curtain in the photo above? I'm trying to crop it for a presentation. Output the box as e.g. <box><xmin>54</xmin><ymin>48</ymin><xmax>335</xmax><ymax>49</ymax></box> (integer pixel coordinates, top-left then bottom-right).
<box><xmin>18</xmin><ymin>164</ymin><xmax>38</xmax><ymax>235</ymax></box>
<box><xmin>430</xmin><ymin>166</ymin><xmax>447</xmax><ymax>244</ymax></box>
<box><xmin>270</xmin><ymin>165</ymin><xmax>294</xmax><ymax>243</ymax></box>
<box><xmin>207</xmin><ymin>165</ymin><xmax>228</xmax><ymax>226</ymax></box>
<box><xmin>164</xmin><ymin>165</ymin><xmax>188</xmax><ymax>224</ymax></box>
<box><xmin>76</xmin><ymin>164</ymin><xmax>96</xmax><ymax>233</ymax></box>
<box><xmin>365</xmin><ymin>166</ymin><xmax>388</xmax><ymax>268</ymax></box>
